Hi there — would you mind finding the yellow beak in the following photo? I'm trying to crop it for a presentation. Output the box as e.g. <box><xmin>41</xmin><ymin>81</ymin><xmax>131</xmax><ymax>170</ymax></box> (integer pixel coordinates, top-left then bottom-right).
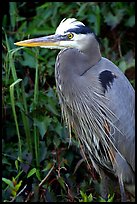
<box><xmin>14</xmin><ymin>34</ymin><xmax>67</xmax><ymax>48</ymax></box>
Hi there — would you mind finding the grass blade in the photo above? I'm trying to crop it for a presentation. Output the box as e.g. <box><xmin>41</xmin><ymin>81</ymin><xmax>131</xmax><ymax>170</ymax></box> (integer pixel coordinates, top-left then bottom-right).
<box><xmin>33</xmin><ymin>50</ymin><xmax>40</xmax><ymax>167</ymax></box>
<box><xmin>10</xmin><ymin>79</ymin><xmax>22</xmax><ymax>158</ymax></box>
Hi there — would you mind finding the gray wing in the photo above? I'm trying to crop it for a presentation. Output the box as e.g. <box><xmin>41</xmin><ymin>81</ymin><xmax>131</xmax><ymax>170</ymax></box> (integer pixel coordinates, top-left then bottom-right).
<box><xmin>99</xmin><ymin>58</ymin><xmax>134</xmax><ymax>170</ymax></box>
<box><xmin>55</xmin><ymin>49</ymin><xmax>135</xmax><ymax>183</ymax></box>
<box><xmin>83</xmin><ymin>57</ymin><xmax>135</xmax><ymax>180</ymax></box>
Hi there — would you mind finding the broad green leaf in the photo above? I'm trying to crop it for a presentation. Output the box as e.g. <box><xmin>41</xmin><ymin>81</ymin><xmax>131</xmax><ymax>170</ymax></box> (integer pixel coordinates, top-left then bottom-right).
<box><xmin>34</xmin><ymin>116</ymin><xmax>51</xmax><ymax>139</ymax></box>
<box><xmin>27</xmin><ymin>168</ymin><xmax>36</xmax><ymax>178</ymax></box>
<box><xmin>2</xmin><ymin>178</ymin><xmax>14</xmax><ymax>188</ymax></box>
<box><xmin>21</xmin><ymin>51</ymin><xmax>37</xmax><ymax>68</ymax></box>
<box><xmin>42</xmin><ymin>163</ymin><xmax>53</xmax><ymax>172</ymax></box>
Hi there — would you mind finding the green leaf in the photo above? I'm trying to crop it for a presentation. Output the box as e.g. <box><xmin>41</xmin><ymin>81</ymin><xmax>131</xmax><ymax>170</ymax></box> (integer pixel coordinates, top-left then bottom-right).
<box><xmin>10</xmin><ymin>78</ymin><xmax>22</xmax><ymax>157</ymax></box>
<box><xmin>79</xmin><ymin>191</ymin><xmax>93</xmax><ymax>202</ymax></box>
<box><xmin>21</xmin><ymin>50</ymin><xmax>37</xmax><ymax>68</ymax></box>
<box><xmin>42</xmin><ymin>163</ymin><xmax>53</xmax><ymax>172</ymax></box>
<box><xmin>14</xmin><ymin>180</ymin><xmax>22</xmax><ymax>191</ymax></box>
<box><xmin>15</xmin><ymin>160</ymin><xmax>18</xmax><ymax>171</ymax></box>
<box><xmin>34</xmin><ymin>116</ymin><xmax>51</xmax><ymax>139</ymax></box>
<box><xmin>53</xmin><ymin>135</ymin><xmax>60</xmax><ymax>148</ymax></box>
<box><xmin>118</xmin><ymin>55</ymin><xmax>135</xmax><ymax>73</ymax></box>
<box><xmin>9</xmin><ymin>2</ymin><xmax>17</xmax><ymax>30</ymax></box>
<box><xmin>77</xmin><ymin>4</ymin><xmax>87</xmax><ymax>16</ymax></box>
<box><xmin>27</xmin><ymin>168</ymin><xmax>36</xmax><ymax>178</ymax></box>
<box><xmin>11</xmin><ymin>190</ymin><xmax>17</xmax><ymax>197</ymax></box>
<box><xmin>104</xmin><ymin>9</ymin><xmax>126</xmax><ymax>29</ymax></box>
<box><xmin>2</xmin><ymin>178</ymin><xmax>14</xmax><ymax>188</ymax></box>
<box><xmin>80</xmin><ymin>190</ymin><xmax>87</xmax><ymax>202</ymax></box>
<box><xmin>87</xmin><ymin>194</ymin><xmax>93</xmax><ymax>202</ymax></box>
<box><xmin>98</xmin><ymin>196</ymin><xmax>106</xmax><ymax>202</ymax></box>
<box><xmin>36</xmin><ymin>169</ymin><xmax>41</xmax><ymax>181</ymax></box>
<box><xmin>57</xmin><ymin>177</ymin><xmax>66</xmax><ymax>190</ymax></box>
<box><xmin>125</xmin><ymin>15</ymin><xmax>135</xmax><ymax>27</ymax></box>
<box><xmin>107</xmin><ymin>194</ymin><xmax>114</xmax><ymax>202</ymax></box>
<box><xmin>118</xmin><ymin>60</ymin><xmax>127</xmax><ymax>73</ymax></box>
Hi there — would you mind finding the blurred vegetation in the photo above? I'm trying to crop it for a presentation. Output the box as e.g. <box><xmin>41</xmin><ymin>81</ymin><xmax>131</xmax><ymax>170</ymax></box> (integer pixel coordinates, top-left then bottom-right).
<box><xmin>2</xmin><ymin>2</ymin><xmax>135</xmax><ymax>202</ymax></box>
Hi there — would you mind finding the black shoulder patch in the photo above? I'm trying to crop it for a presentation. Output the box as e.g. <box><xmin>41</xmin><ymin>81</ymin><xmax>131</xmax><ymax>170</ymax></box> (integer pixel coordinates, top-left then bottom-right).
<box><xmin>99</xmin><ymin>70</ymin><xmax>117</xmax><ymax>93</ymax></box>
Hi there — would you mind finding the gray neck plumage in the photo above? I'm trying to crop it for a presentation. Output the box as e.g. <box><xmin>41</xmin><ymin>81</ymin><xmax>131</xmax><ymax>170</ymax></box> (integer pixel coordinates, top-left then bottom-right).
<box><xmin>56</xmin><ymin>33</ymin><xmax>101</xmax><ymax>81</ymax></box>
<box><xmin>81</xmin><ymin>33</ymin><xmax>101</xmax><ymax>69</ymax></box>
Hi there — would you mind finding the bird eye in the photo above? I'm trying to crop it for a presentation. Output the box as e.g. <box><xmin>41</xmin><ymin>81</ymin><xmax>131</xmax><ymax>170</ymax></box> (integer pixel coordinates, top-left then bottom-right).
<box><xmin>67</xmin><ymin>33</ymin><xmax>74</xmax><ymax>39</ymax></box>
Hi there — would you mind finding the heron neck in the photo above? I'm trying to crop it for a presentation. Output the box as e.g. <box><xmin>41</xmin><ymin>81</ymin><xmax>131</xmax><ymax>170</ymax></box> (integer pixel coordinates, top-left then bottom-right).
<box><xmin>56</xmin><ymin>41</ymin><xmax>101</xmax><ymax>80</ymax></box>
<box><xmin>82</xmin><ymin>39</ymin><xmax>101</xmax><ymax>68</ymax></box>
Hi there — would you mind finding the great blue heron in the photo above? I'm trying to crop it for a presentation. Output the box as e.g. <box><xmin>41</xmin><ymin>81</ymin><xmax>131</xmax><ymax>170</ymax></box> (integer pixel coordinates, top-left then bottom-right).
<box><xmin>15</xmin><ymin>18</ymin><xmax>135</xmax><ymax>202</ymax></box>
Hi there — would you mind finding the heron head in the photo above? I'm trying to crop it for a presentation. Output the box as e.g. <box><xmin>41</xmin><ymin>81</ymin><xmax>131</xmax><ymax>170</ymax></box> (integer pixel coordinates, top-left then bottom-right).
<box><xmin>14</xmin><ymin>18</ymin><xmax>98</xmax><ymax>51</ymax></box>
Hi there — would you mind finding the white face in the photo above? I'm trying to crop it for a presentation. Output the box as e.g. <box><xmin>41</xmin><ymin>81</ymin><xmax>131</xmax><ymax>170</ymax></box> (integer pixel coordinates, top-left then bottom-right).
<box><xmin>54</xmin><ymin>18</ymin><xmax>93</xmax><ymax>51</ymax></box>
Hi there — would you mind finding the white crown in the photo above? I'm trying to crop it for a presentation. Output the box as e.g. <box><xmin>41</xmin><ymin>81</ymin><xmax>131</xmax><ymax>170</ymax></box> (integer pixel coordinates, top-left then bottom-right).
<box><xmin>55</xmin><ymin>18</ymin><xmax>85</xmax><ymax>35</ymax></box>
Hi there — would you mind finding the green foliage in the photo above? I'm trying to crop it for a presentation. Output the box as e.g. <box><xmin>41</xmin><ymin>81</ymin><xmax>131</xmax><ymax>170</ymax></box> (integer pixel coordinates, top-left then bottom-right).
<box><xmin>79</xmin><ymin>191</ymin><xmax>93</xmax><ymax>202</ymax></box>
<box><xmin>2</xmin><ymin>2</ymin><xmax>135</xmax><ymax>202</ymax></box>
<box><xmin>98</xmin><ymin>194</ymin><xmax>115</xmax><ymax>202</ymax></box>
<box><xmin>10</xmin><ymin>79</ymin><xmax>23</xmax><ymax>157</ymax></box>
<box><xmin>2</xmin><ymin>177</ymin><xmax>22</xmax><ymax>197</ymax></box>
<box><xmin>79</xmin><ymin>191</ymin><xmax>114</xmax><ymax>202</ymax></box>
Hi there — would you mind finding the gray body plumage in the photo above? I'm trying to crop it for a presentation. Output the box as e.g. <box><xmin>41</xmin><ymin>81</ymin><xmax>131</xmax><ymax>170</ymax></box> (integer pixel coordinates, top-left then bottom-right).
<box><xmin>55</xmin><ymin>36</ymin><xmax>135</xmax><ymax>187</ymax></box>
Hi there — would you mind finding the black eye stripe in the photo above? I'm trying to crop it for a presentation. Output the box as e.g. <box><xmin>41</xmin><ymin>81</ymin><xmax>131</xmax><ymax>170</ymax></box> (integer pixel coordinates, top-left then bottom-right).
<box><xmin>65</xmin><ymin>25</ymin><xmax>92</xmax><ymax>34</ymax></box>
